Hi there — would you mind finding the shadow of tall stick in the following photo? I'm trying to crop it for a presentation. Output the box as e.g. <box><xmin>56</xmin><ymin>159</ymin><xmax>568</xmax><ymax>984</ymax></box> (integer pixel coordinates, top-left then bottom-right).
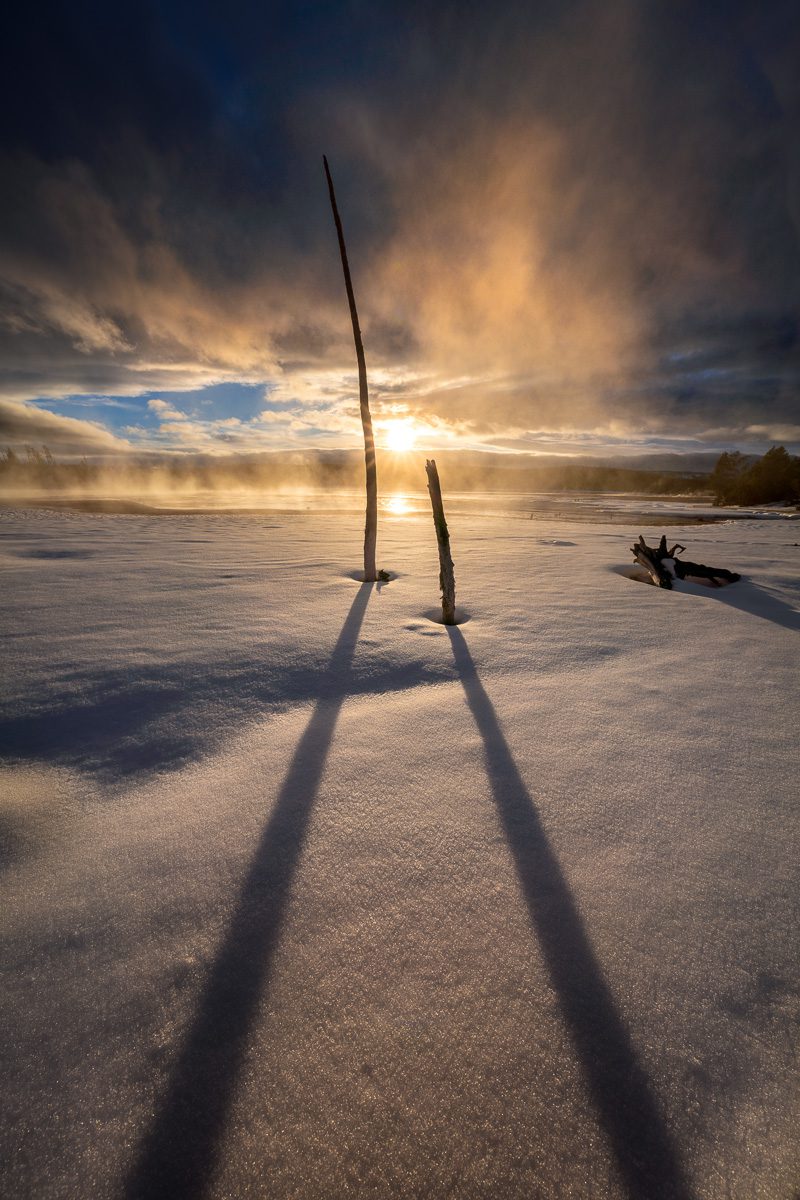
<box><xmin>126</xmin><ymin>583</ymin><xmax>373</xmax><ymax>1200</ymax></box>
<box><xmin>447</xmin><ymin>627</ymin><xmax>692</xmax><ymax>1200</ymax></box>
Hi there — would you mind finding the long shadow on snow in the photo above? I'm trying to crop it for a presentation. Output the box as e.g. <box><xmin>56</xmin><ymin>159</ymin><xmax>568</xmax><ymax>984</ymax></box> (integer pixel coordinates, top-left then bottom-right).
<box><xmin>447</xmin><ymin>626</ymin><xmax>692</xmax><ymax>1200</ymax></box>
<box><xmin>0</xmin><ymin>633</ymin><xmax>434</xmax><ymax>784</ymax></box>
<box><xmin>125</xmin><ymin>582</ymin><xmax>372</xmax><ymax>1200</ymax></box>
<box><xmin>679</xmin><ymin>578</ymin><xmax>800</xmax><ymax>632</ymax></box>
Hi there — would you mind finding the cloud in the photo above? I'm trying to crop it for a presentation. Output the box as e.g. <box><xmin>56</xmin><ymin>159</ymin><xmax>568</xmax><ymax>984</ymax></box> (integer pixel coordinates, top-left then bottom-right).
<box><xmin>0</xmin><ymin>0</ymin><xmax>798</xmax><ymax>454</ymax></box>
<box><xmin>0</xmin><ymin>399</ymin><xmax>131</xmax><ymax>454</ymax></box>
<box><xmin>147</xmin><ymin>398</ymin><xmax>187</xmax><ymax>420</ymax></box>
<box><xmin>745</xmin><ymin>423</ymin><xmax>800</xmax><ymax>441</ymax></box>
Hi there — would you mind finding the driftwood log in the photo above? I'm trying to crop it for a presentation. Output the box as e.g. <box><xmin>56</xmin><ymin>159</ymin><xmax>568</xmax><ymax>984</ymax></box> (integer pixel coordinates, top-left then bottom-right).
<box><xmin>631</xmin><ymin>535</ymin><xmax>741</xmax><ymax>589</ymax></box>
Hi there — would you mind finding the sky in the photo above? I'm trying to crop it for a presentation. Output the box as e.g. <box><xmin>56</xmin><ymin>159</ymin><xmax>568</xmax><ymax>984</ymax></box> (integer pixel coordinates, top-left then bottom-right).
<box><xmin>0</xmin><ymin>0</ymin><xmax>799</xmax><ymax>460</ymax></box>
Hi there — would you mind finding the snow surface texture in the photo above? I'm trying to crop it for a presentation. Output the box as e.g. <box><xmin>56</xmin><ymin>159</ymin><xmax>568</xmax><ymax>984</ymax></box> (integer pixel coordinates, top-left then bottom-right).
<box><xmin>1</xmin><ymin>507</ymin><xmax>799</xmax><ymax>1200</ymax></box>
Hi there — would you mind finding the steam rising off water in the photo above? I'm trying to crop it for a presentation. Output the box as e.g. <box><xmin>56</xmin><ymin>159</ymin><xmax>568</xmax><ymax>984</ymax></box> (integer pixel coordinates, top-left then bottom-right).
<box><xmin>3</xmin><ymin>489</ymin><xmax>788</xmax><ymax>525</ymax></box>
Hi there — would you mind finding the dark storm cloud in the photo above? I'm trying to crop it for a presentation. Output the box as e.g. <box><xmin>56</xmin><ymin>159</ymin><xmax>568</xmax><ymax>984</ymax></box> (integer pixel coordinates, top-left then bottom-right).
<box><xmin>0</xmin><ymin>0</ymin><xmax>798</xmax><ymax>449</ymax></box>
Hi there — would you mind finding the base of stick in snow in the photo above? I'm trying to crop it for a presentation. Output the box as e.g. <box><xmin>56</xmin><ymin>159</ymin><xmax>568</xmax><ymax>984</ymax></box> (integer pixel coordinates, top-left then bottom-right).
<box><xmin>631</xmin><ymin>534</ymin><xmax>741</xmax><ymax>589</ymax></box>
<box><xmin>425</xmin><ymin>459</ymin><xmax>456</xmax><ymax>624</ymax></box>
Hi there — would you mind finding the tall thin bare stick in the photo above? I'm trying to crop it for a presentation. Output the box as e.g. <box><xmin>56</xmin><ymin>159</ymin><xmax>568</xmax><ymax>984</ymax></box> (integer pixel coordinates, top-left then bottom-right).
<box><xmin>323</xmin><ymin>155</ymin><xmax>377</xmax><ymax>582</ymax></box>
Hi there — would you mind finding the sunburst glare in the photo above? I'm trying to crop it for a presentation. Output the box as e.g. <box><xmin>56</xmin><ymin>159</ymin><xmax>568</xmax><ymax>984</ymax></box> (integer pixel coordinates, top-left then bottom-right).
<box><xmin>382</xmin><ymin>419</ymin><xmax>417</xmax><ymax>453</ymax></box>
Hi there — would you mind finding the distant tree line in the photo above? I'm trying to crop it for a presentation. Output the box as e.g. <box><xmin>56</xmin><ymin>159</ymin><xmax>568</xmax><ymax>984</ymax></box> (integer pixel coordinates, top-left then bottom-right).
<box><xmin>464</xmin><ymin>463</ymin><xmax>708</xmax><ymax>495</ymax></box>
<box><xmin>0</xmin><ymin>446</ymin><xmax>335</xmax><ymax>493</ymax></box>
<box><xmin>709</xmin><ymin>446</ymin><xmax>800</xmax><ymax>506</ymax></box>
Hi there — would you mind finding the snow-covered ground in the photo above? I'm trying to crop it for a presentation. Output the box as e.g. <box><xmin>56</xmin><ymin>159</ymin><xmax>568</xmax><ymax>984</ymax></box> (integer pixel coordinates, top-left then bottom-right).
<box><xmin>1</xmin><ymin>506</ymin><xmax>798</xmax><ymax>1199</ymax></box>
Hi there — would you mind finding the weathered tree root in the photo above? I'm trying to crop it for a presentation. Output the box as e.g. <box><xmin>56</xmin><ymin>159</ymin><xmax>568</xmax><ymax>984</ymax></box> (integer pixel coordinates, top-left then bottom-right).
<box><xmin>631</xmin><ymin>534</ymin><xmax>741</xmax><ymax>589</ymax></box>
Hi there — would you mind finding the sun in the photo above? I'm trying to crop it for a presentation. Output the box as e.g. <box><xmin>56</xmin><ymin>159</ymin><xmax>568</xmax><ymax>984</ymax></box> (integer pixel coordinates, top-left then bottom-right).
<box><xmin>383</xmin><ymin>419</ymin><xmax>417</xmax><ymax>453</ymax></box>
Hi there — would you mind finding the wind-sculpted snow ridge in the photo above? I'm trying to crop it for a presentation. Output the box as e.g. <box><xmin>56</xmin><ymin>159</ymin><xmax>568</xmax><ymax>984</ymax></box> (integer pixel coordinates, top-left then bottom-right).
<box><xmin>1</xmin><ymin>510</ymin><xmax>798</xmax><ymax>1199</ymax></box>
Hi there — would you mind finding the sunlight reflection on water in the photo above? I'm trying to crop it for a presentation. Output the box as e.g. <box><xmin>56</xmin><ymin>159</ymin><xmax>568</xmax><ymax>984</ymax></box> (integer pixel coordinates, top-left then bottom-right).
<box><xmin>383</xmin><ymin>494</ymin><xmax>413</xmax><ymax>516</ymax></box>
